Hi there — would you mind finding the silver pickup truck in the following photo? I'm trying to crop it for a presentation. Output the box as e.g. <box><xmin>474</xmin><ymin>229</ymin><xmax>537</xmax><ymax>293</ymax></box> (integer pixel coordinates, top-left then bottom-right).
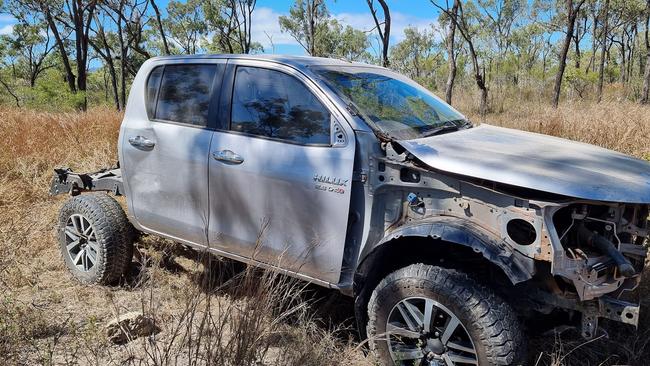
<box><xmin>51</xmin><ymin>55</ymin><xmax>650</xmax><ymax>366</ymax></box>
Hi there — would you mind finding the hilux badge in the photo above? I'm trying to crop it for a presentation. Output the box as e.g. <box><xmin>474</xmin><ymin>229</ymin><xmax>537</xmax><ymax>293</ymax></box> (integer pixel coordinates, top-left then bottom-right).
<box><xmin>313</xmin><ymin>174</ymin><xmax>348</xmax><ymax>194</ymax></box>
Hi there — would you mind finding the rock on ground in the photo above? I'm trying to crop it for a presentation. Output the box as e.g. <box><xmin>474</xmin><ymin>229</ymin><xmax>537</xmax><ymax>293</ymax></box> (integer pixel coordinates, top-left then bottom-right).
<box><xmin>105</xmin><ymin>311</ymin><xmax>160</xmax><ymax>344</ymax></box>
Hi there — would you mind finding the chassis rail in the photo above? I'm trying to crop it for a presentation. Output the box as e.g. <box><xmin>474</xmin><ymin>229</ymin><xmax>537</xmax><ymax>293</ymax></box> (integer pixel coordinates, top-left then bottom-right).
<box><xmin>50</xmin><ymin>167</ymin><xmax>123</xmax><ymax>196</ymax></box>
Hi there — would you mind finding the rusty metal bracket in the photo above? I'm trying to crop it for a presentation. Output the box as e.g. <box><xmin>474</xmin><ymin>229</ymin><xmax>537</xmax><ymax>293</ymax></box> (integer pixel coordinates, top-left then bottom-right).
<box><xmin>50</xmin><ymin>166</ymin><xmax>123</xmax><ymax>196</ymax></box>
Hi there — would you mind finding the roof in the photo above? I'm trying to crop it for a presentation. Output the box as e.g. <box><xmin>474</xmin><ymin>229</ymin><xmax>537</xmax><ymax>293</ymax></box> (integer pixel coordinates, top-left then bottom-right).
<box><xmin>148</xmin><ymin>53</ymin><xmax>384</xmax><ymax>70</ymax></box>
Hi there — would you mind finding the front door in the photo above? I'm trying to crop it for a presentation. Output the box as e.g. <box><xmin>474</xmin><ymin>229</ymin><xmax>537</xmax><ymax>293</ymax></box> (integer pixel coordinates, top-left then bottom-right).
<box><xmin>207</xmin><ymin>61</ymin><xmax>355</xmax><ymax>284</ymax></box>
<box><xmin>121</xmin><ymin>61</ymin><xmax>225</xmax><ymax>246</ymax></box>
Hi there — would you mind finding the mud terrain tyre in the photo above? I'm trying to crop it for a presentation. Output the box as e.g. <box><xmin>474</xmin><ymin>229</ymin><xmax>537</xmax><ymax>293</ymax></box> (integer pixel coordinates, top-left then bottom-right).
<box><xmin>367</xmin><ymin>264</ymin><xmax>525</xmax><ymax>365</ymax></box>
<box><xmin>57</xmin><ymin>193</ymin><xmax>134</xmax><ymax>285</ymax></box>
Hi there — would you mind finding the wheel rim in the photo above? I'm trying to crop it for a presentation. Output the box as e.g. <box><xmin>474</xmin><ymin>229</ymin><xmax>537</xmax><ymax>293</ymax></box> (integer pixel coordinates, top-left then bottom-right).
<box><xmin>385</xmin><ymin>297</ymin><xmax>478</xmax><ymax>365</ymax></box>
<box><xmin>64</xmin><ymin>214</ymin><xmax>99</xmax><ymax>272</ymax></box>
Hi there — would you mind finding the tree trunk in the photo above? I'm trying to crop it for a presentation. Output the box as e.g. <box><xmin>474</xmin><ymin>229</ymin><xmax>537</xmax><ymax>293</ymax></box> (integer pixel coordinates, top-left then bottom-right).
<box><xmin>587</xmin><ymin>10</ymin><xmax>598</xmax><ymax>73</ymax></box>
<box><xmin>0</xmin><ymin>78</ymin><xmax>20</xmax><ymax>107</ymax></box>
<box><xmin>116</xmin><ymin>0</ymin><xmax>127</xmax><ymax>110</ymax></box>
<box><xmin>367</xmin><ymin>0</ymin><xmax>390</xmax><ymax>67</ymax></box>
<box><xmin>642</xmin><ymin>0</ymin><xmax>650</xmax><ymax>104</ymax></box>
<box><xmin>308</xmin><ymin>0</ymin><xmax>316</xmax><ymax>55</ymax></box>
<box><xmin>552</xmin><ymin>0</ymin><xmax>583</xmax><ymax>108</ymax></box>
<box><xmin>574</xmin><ymin>19</ymin><xmax>582</xmax><ymax>69</ymax></box>
<box><xmin>42</xmin><ymin>7</ymin><xmax>76</xmax><ymax>93</ymax></box>
<box><xmin>378</xmin><ymin>0</ymin><xmax>390</xmax><ymax>67</ymax></box>
<box><xmin>620</xmin><ymin>40</ymin><xmax>626</xmax><ymax>84</ymax></box>
<box><xmin>444</xmin><ymin>0</ymin><xmax>459</xmax><ymax>105</ymax></box>
<box><xmin>89</xmin><ymin>21</ymin><xmax>120</xmax><ymax>110</ymax></box>
<box><xmin>597</xmin><ymin>0</ymin><xmax>610</xmax><ymax>103</ymax></box>
<box><xmin>150</xmin><ymin>0</ymin><xmax>170</xmax><ymax>55</ymax></box>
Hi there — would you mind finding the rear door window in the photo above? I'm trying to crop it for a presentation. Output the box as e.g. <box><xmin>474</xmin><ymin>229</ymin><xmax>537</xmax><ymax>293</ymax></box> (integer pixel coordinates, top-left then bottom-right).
<box><xmin>145</xmin><ymin>66</ymin><xmax>163</xmax><ymax>118</ymax></box>
<box><xmin>230</xmin><ymin>66</ymin><xmax>331</xmax><ymax>145</ymax></box>
<box><xmin>154</xmin><ymin>64</ymin><xmax>217</xmax><ymax>127</ymax></box>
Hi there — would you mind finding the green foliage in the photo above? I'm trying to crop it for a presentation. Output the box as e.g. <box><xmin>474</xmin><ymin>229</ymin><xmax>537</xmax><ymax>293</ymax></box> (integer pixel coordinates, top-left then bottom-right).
<box><xmin>389</xmin><ymin>27</ymin><xmax>440</xmax><ymax>84</ymax></box>
<box><xmin>165</xmin><ymin>0</ymin><xmax>207</xmax><ymax>54</ymax></box>
<box><xmin>0</xmin><ymin>0</ymin><xmax>646</xmax><ymax>111</ymax></box>
<box><xmin>328</xmin><ymin>21</ymin><xmax>370</xmax><ymax>61</ymax></box>
<box><xmin>279</xmin><ymin>0</ymin><xmax>331</xmax><ymax>56</ymax></box>
<box><xmin>565</xmin><ymin>67</ymin><xmax>599</xmax><ymax>98</ymax></box>
<box><xmin>279</xmin><ymin>0</ymin><xmax>370</xmax><ymax>61</ymax></box>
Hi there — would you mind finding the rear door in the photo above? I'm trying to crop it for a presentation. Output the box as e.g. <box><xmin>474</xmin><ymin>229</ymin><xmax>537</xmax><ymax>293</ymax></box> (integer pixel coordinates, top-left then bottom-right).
<box><xmin>121</xmin><ymin>60</ymin><xmax>225</xmax><ymax>246</ymax></box>
<box><xmin>207</xmin><ymin>60</ymin><xmax>356</xmax><ymax>284</ymax></box>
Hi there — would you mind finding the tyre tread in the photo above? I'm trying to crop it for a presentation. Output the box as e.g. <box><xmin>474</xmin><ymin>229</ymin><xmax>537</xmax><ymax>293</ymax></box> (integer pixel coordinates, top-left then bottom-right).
<box><xmin>366</xmin><ymin>263</ymin><xmax>526</xmax><ymax>365</ymax></box>
<box><xmin>58</xmin><ymin>193</ymin><xmax>134</xmax><ymax>285</ymax></box>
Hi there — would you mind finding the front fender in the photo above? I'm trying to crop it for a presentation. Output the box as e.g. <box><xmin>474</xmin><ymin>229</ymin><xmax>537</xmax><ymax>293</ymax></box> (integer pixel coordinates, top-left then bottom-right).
<box><xmin>362</xmin><ymin>216</ymin><xmax>535</xmax><ymax>285</ymax></box>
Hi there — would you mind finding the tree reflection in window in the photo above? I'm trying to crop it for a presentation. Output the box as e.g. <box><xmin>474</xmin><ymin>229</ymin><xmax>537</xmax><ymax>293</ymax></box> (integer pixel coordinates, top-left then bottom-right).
<box><xmin>231</xmin><ymin>67</ymin><xmax>330</xmax><ymax>145</ymax></box>
<box><xmin>316</xmin><ymin>69</ymin><xmax>467</xmax><ymax>140</ymax></box>
<box><xmin>156</xmin><ymin>65</ymin><xmax>216</xmax><ymax>126</ymax></box>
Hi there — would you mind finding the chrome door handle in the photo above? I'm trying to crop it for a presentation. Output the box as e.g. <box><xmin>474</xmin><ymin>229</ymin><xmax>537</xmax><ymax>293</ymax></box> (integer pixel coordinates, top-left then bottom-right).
<box><xmin>212</xmin><ymin>149</ymin><xmax>244</xmax><ymax>164</ymax></box>
<box><xmin>128</xmin><ymin>135</ymin><xmax>155</xmax><ymax>149</ymax></box>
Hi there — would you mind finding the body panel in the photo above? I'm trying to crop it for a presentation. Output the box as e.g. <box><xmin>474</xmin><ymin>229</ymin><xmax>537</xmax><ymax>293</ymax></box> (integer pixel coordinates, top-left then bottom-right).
<box><xmin>119</xmin><ymin>58</ymin><xmax>226</xmax><ymax>246</ymax></box>
<box><xmin>398</xmin><ymin>124</ymin><xmax>650</xmax><ymax>203</ymax></box>
<box><xmin>207</xmin><ymin>60</ymin><xmax>357</xmax><ymax>285</ymax></box>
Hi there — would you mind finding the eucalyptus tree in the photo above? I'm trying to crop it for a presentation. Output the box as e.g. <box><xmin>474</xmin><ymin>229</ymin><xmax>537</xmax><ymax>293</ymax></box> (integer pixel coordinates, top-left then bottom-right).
<box><xmin>166</xmin><ymin>0</ymin><xmax>207</xmax><ymax>54</ymax></box>
<box><xmin>329</xmin><ymin>21</ymin><xmax>370</xmax><ymax>61</ymax></box>
<box><xmin>552</xmin><ymin>0</ymin><xmax>587</xmax><ymax>108</ymax></box>
<box><xmin>433</xmin><ymin>0</ymin><xmax>491</xmax><ymax>117</ymax></box>
<box><xmin>150</xmin><ymin>0</ymin><xmax>170</xmax><ymax>54</ymax></box>
<box><xmin>642</xmin><ymin>0</ymin><xmax>650</xmax><ymax>103</ymax></box>
<box><xmin>4</xmin><ymin>0</ymin><xmax>98</xmax><ymax>109</ymax></box>
<box><xmin>279</xmin><ymin>0</ymin><xmax>329</xmax><ymax>56</ymax></box>
<box><xmin>389</xmin><ymin>27</ymin><xmax>438</xmax><ymax>82</ymax></box>
<box><xmin>203</xmin><ymin>0</ymin><xmax>259</xmax><ymax>54</ymax></box>
<box><xmin>436</xmin><ymin>0</ymin><xmax>460</xmax><ymax>104</ymax></box>
<box><xmin>366</xmin><ymin>0</ymin><xmax>391</xmax><ymax>66</ymax></box>
<box><xmin>0</xmin><ymin>17</ymin><xmax>56</xmax><ymax>87</ymax></box>
<box><xmin>596</xmin><ymin>0</ymin><xmax>608</xmax><ymax>102</ymax></box>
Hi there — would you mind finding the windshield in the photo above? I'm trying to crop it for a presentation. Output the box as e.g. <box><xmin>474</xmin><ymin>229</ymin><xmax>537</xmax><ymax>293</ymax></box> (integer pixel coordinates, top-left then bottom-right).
<box><xmin>314</xmin><ymin>66</ymin><xmax>470</xmax><ymax>140</ymax></box>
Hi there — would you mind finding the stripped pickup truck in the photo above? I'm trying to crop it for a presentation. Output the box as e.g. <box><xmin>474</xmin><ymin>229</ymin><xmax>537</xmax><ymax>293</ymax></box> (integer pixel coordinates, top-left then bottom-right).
<box><xmin>51</xmin><ymin>55</ymin><xmax>650</xmax><ymax>366</ymax></box>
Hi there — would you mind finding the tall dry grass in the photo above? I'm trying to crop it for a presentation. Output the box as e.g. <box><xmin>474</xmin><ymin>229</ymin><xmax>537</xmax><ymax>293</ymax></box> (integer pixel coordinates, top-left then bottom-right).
<box><xmin>456</xmin><ymin>97</ymin><xmax>650</xmax><ymax>160</ymax></box>
<box><xmin>0</xmin><ymin>98</ymin><xmax>649</xmax><ymax>365</ymax></box>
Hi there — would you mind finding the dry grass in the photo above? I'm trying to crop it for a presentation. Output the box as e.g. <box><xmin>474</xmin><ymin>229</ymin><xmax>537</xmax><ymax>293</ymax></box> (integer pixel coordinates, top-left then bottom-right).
<box><xmin>0</xmin><ymin>98</ymin><xmax>649</xmax><ymax>365</ymax></box>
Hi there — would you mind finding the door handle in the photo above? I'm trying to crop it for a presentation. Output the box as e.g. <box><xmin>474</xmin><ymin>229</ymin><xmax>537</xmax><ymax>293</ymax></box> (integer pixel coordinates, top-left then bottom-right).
<box><xmin>128</xmin><ymin>135</ymin><xmax>155</xmax><ymax>149</ymax></box>
<box><xmin>212</xmin><ymin>149</ymin><xmax>244</xmax><ymax>164</ymax></box>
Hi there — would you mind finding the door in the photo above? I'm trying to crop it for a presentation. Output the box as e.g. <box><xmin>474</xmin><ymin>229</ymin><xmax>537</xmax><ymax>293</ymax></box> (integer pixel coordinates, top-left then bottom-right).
<box><xmin>207</xmin><ymin>62</ymin><xmax>356</xmax><ymax>284</ymax></box>
<box><xmin>121</xmin><ymin>61</ymin><xmax>225</xmax><ymax>246</ymax></box>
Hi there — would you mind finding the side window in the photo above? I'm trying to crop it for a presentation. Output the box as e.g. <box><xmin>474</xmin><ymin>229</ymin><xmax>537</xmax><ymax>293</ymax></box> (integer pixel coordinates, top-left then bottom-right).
<box><xmin>231</xmin><ymin>66</ymin><xmax>331</xmax><ymax>145</ymax></box>
<box><xmin>155</xmin><ymin>64</ymin><xmax>217</xmax><ymax>126</ymax></box>
<box><xmin>145</xmin><ymin>66</ymin><xmax>163</xmax><ymax>118</ymax></box>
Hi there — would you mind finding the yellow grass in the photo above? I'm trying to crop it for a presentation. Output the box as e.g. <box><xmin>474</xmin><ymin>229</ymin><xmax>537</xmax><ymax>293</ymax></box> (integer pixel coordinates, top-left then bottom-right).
<box><xmin>0</xmin><ymin>99</ymin><xmax>649</xmax><ymax>365</ymax></box>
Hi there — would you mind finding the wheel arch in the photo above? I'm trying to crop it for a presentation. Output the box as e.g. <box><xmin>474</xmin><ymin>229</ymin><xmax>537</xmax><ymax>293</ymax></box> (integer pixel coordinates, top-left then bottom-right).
<box><xmin>352</xmin><ymin>217</ymin><xmax>535</xmax><ymax>339</ymax></box>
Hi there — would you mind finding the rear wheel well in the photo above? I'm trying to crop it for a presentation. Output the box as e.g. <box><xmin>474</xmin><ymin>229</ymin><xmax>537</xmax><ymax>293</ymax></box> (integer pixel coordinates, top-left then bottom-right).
<box><xmin>353</xmin><ymin>236</ymin><xmax>515</xmax><ymax>338</ymax></box>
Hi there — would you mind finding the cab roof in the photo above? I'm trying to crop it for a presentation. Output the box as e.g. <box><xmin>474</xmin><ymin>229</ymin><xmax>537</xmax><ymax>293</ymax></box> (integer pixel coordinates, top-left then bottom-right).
<box><xmin>148</xmin><ymin>54</ymin><xmax>384</xmax><ymax>71</ymax></box>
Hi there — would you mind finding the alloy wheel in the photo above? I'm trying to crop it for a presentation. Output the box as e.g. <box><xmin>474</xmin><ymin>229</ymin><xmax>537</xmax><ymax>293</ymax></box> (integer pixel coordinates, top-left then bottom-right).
<box><xmin>64</xmin><ymin>214</ymin><xmax>99</xmax><ymax>272</ymax></box>
<box><xmin>386</xmin><ymin>297</ymin><xmax>478</xmax><ymax>365</ymax></box>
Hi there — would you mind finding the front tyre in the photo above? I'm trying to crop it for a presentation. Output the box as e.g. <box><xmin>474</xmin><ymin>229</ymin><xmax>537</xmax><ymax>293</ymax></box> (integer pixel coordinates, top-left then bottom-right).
<box><xmin>58</xmin><ymin>193</ymin><xmax>134</xmax><ymax>285</ymax></box>
<box><xmin>366</xmin><ymin>264</ymin><xmax>525</xmax><ymax>365</ymax></box>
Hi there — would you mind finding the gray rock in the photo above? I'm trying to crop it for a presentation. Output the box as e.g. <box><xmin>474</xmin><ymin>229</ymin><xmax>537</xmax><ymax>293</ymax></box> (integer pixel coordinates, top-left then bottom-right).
<box><xmin>105</xmin><ymin>311</ymin><xmax>160</xmax><ymax>344</ymax></box>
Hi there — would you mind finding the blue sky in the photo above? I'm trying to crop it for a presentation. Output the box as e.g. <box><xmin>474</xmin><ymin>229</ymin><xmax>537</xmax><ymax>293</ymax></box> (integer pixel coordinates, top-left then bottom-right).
<box><xmin>0</xmin><ymin>0</ymin><xmax>441</xmax><ymax>57</ymax></box>
<box><xmin>251</xmin><ymin>0</ymin><xmax>439</xmax><ymax>55</ymax></box>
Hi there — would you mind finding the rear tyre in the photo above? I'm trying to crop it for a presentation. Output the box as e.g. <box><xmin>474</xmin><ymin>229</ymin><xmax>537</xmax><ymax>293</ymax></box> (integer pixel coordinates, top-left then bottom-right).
<box><xmin>58</xmin><ymin>193</ymin><xmax>134</xmax><ymax>285</ymax></box>
<box><xmin>366</xmin><ymin>264</ymin><xmax>526</xmax><ymax>365</ymax></box>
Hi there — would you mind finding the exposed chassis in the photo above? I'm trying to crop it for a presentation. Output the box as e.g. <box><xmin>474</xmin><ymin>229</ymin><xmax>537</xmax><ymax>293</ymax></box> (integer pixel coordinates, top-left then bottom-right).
<box><xmin>50</xmin><ymin>167</ymin><xmax>124</xmax><ymax>197</ymax></box>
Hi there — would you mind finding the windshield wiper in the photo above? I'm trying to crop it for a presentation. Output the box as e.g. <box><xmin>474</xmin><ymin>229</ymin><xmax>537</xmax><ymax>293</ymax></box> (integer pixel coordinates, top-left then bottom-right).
<box><xmin>419</xmin><ymin>120</ymin><xmax>463</xmax><ymax>138</ymax></box>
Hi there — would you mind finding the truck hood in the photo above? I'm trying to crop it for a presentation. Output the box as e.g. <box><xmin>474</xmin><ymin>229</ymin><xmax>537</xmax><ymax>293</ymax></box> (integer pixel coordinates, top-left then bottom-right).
<box><xmin>397</xmin><ymin>124</ymin><xmax>650</xmax><ymax>203</ymax></box>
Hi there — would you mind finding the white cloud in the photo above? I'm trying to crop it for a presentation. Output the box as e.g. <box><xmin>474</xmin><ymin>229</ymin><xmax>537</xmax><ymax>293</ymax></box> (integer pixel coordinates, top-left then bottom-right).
<box><xmin>251</xmin><ymin>7</ymin><xmax>436</xmax><ymax>53</ymax></box>
<box><xmin>0</xmin><ymin>14</ymin><xmax>16</xmax><ymax>23</ymax></box>
<box><xmin>334</xmin><ymin>11</ymin><xmax>436</xmax><ymax>43</ymax></box>
<box><xmin>0</xmin><ymin>24</ymin><xmax>14</xmax><ymax>36</ymax></box>
<box><xmin>251</xmin><ymin>7</ymin><xmax>300</xmax><ymax>50</ymax></box>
